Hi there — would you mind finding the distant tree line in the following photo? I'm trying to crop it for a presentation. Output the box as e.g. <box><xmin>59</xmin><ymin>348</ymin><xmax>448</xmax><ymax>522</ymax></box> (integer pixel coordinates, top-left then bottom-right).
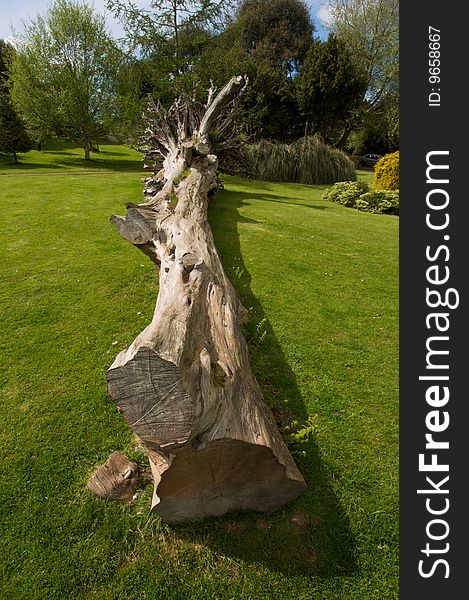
<box><xmin>0</xmin><ymin>0</ymin><xmax>398</xmax><ymax>161</ymax></box>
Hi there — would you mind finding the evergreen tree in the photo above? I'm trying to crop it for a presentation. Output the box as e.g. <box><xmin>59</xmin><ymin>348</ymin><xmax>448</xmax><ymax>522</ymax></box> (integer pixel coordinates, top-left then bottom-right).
<box><xmin>296</xmin><ymin>34</ymin><xmax>367</xmax><ymax>145</ymax></box>
<box><xmin>237</xmin><ymin>0</ymin><xmax>314</xmax><ymax>75</ymax></box>
<box><xmin>0</xmin><ymin>92</ymin><xmax>33</xmax><ymax>163</ymax></box>
<box><xmin>224</xmin><ymin>0</ymin><xmax>315</xmax><ymax>141</ymax></box>
<box><xmin>0</xmin><ymin>40</ymin><xmax>32</xmax><ymax>163</ymax></box>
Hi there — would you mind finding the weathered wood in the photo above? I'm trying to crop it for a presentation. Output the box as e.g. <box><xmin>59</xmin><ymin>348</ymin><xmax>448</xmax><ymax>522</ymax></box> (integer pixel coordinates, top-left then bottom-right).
<box><xmin>102</xmin><ymin>77</ymin><xmax>306</xmax><ymax>522</ymax></box>
<box><xmin>87</xmin><ymin>451</ymin><xmax>149</xmax><ymax>500</ymax></box>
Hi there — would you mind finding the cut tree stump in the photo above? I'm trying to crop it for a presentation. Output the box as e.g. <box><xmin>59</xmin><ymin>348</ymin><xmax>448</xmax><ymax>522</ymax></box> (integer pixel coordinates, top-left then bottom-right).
<box><xmin>97</xmin><ymin>76</ymin><xmax>306</xmax><ymax>522</ymax></box>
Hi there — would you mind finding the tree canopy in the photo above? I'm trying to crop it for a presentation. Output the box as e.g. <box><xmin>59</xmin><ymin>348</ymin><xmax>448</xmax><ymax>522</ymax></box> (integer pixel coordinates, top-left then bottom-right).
<box><xmin>326</xmin><ymin>0</ymin><xmax>399</xmax><ymax>107</ymax></box>
<box><xmin>296</xmin><ymin>34</ymin><xmax>368</xmax><ymax>145</ymax></box>
<box><xmin>236</xmin><ymin>0</ymin><xmax>314</xmax><ymax>75</ymax></box>
<box><xmin>10</xmin><ymin>0</ymin><xmax>123</xmax><ymax>159</ymax></box>
<box><xmin>4</xmin><ymin>0</ymin><xmax>399</xmax><ymax>157</ymax></box>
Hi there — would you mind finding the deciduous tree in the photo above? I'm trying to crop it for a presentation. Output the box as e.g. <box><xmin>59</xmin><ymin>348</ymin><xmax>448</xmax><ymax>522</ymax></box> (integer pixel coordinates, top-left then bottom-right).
<box><xmin>326</xmin><ymin>0</ymin><xmax>399</xmax><ymax>108</ymax></box>
<box><xmin>318</xmin><ymin>0</ymin><xmax>399</xmax><ymax>150</ymax></box>
<box><xmin>10</xmin><ymin>0</ymin><xmax>122</xmax><ymax>159</ymax></box>
<box><xmin>107</xmin><ymin>0</ymin><xmax>228</xmax><ymax>82</ymax></box>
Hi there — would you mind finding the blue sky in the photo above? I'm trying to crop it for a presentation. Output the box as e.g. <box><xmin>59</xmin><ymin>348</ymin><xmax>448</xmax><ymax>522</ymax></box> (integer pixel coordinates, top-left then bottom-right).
<box><xmin>0</xmin><ymin>0</ymin><xmax>331</xmax><ymax>43</ymax></box>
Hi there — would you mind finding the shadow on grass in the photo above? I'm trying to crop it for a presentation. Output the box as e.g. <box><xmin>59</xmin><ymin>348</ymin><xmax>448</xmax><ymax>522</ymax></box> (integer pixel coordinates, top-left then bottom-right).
<box><xmin>166</xmin><ymin>188</ymin><xmax>358</xmax><ymax>577</ymax></box>
<box><xmin>0</xmin><ymin>155</ymin><xmax>144</xmax><ymax>173</ymax></box>
<box><xmin>0</xmin><ymin>142</ymin><xmax>143</xmax><ymax>173</ymax></box>
<box><xmin>243</xmin><ymin>195</ymin><xmax>328</xmax><ymax>211</ymax></box>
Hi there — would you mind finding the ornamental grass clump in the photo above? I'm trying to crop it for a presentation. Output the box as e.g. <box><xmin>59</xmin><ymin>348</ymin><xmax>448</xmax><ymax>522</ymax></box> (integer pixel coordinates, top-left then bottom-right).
<box><xmin>247</xmin><ymin>136</ymin><xmax>355</xmax><ymax>185</ymax></box>
<box><xmin>290</xmin><ymin>136</ymin><xmax>356</xmax><ymax>184</ymax></box>
<box><xmin>248</xmin><ymin>140</ymin><xmax>296</xmax><ymax>183</ymax></box>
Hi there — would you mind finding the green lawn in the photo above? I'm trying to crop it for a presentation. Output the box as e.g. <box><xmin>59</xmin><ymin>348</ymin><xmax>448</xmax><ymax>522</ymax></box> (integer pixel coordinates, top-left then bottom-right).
<box><xmin>0</xmin><ymin>147</ymin><xmax>397</xmax><ymax>599</ymax></box>
<box><xmin>0</xmin><ymin>139</ymin><xmax>143</xmax><ymax>172</ymax></box>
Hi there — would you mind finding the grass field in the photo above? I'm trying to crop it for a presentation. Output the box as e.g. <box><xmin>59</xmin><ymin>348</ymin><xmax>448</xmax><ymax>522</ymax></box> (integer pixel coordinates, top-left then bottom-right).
<box><xmin>0</xmin><ymin>140</ymin><xmax>143</xmax><ymax>172</ymax></box>
<box><xmin>0</xmin><ymin>144</ymin><xmax>398</xmax><ymax>599</ymax></box>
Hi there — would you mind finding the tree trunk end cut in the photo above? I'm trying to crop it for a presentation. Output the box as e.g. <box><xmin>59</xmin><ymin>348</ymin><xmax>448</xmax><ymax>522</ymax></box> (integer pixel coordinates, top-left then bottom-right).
<box><xmin>148</xmin><ymin>440</ymin><xmax>306</xmax><ymax>523</ymax></box>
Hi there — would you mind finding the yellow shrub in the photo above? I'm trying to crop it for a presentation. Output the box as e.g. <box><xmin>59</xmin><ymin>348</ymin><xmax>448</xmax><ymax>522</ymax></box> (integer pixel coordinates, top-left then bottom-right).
<box><xmin>373</xmin><ymin>151</ymin><xmax>399</xmax><ymax>190</ymax></box>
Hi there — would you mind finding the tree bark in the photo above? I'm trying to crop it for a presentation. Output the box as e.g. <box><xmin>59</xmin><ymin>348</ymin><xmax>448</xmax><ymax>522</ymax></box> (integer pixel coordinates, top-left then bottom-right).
<box><xmin>336</xmin><ymin>126</ymin><xmax>352</xmax><ymax>150</ymax></box>
<box><xmin>104</xmin><ymin>76</ymin><xmax>306</xmax><ymax>522</ymax></box>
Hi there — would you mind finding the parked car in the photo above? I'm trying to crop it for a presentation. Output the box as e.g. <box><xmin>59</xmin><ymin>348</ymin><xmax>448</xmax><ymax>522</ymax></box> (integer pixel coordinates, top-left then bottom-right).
<box><xmin>358</xmin><ymin>153</ymin><xmax>382</xmax><ymax>167</ymax></box>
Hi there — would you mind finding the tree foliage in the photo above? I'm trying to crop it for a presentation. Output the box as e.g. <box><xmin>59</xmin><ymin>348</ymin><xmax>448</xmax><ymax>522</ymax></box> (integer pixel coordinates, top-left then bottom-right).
<box><xmin>236</xmin><ymin>0</ymin><xmax>314</xmax><ymax>75</ymax></box>
<box><xmin>0</xmin><ymin>40</ymin><xmax>33</xmax><ymax>162</ymax></box>
<box><xmin>350</xmin><ymin>89</ymin><xmax>399</xmax><ymax>154</ymax></box>
<box><xmin>3</xmin><ymin>0</ymin><xmax>399</xmax><ymax>154</ymax></box>
<box><xmin>219</xmin><ymin>0</ymin><xmax>315</xmax><ymax>142</ymax></box>
<box><xmin>296</xmin><ymin>34</ymin><xmax>367</xmax><ymax>144</ymax></box>
<box><xmin>107</xmin><ymin>0</ymin><xmax>228</xmax><ymax>78</ymax></box>
<box><xmin>105</xmin><ymin>0</ymin><xmax>233</xmax><ymax>134</ymax></box>
<box><xmin>10</xmin><ymin>0</ymin><xmax>123</xmax><ymax>159</ymax></box>
<box><xmin>326</xmin><ymin>0</ymin><xmax>399</xmax><ymax>107</ymax></box>
<box><xmin>321</xmin><ymin>0</ymin><xmax>399</xmax><ymax>151</ymax></box>
<box><xmin>0</xmin><ymin>92</ymin><xmax>33</xmax><ymax>162</ymax></box>
<box><xmin>0</xmin><ymin>40</ymin><xmax>12</xmax><ymax>79</ymax></box>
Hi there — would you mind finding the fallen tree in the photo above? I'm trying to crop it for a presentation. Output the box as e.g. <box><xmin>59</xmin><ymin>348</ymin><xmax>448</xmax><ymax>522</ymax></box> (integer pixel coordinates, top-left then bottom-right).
<box><xmin>95</xmin><ymin>76</ymin><xmax>306</xmax><ymax>522</ymax></box>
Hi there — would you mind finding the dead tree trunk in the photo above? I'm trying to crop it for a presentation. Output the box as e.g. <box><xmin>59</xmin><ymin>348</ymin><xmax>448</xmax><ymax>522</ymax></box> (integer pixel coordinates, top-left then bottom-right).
<box><xmin>105</xmin><ymin>76</ymin><xmax>306</xmax><ymax>522</ymax></box>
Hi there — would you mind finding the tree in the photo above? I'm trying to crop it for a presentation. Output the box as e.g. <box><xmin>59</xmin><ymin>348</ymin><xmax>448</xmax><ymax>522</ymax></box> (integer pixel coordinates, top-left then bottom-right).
<box><xmin>214</xmin><ymin>0</ymin><xmax>316</xmax><ymax>142</ymax></box>
<box><xmin>349</xmin><ymin>88</ymin><xmax>399</xmax><ymax>154</ymax></box>
<box><xmin>0</xmin><ymin>40</ymin><xmax>32</xmax><ymax>162</ymax></box>
<box><xmin>106</xmin><ymin>0</ymin><xmax>315</xmax><ymax>142</ymax></box>
<box><xmin>88</xmin><ymin>77</ymin><xmax>306</xmax><ymax>521</ymax></box>
<box><xmin>10</xmin><ymin>0</ymin><xmax>122</xmax><ymax>159</ymax></box>
<box><xmin>107</xmin><ymin>0</ymin><xmax>228</xmax><ymax>82</ymax></box>
<box><xmin>0</xmin><ymin>39</ymin><xmax>12</xmax><ymax>79</ymax></box>
<box><xmin>238</xmin><ymin>66</ymin><xmax>303</xmax><ymax>141</ymax></box>
<box><xmin>296</xmin><ymin>34</ymin><xmax>367</xmax><ymax>145</ymax></box>
<box><xmin>236</xmin><ymin>0</ymin><xmax>314</xmax><ymax>75</ymax></box>
<box><xmin>0</xmin><ymin>87</ymin><xmax>33</xmax><ymax>163</ymax></box>
<box><xmin>326</xmin><ymin>0</ymin><xmax>399</xmax><ymax>108</ymax></box>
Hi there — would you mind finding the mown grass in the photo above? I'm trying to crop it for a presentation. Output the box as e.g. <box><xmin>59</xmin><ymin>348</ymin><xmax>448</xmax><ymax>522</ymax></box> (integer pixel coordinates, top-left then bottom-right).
<box><xmin>0</xmin><ymin>147</ymin><xmax>396</xmax><ymax>599</ymax></box>
<box><xmin>0</xmin><ymin>139</ymin><xmax>143</xmax><ymax>172</ymax></box>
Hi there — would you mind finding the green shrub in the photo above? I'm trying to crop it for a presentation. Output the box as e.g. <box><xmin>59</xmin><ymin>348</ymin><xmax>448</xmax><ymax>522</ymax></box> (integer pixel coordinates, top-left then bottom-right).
<box><xmin>323</xmin><ymin>181</ymin><xmax>399</xmax><ymax>215</ymax></box>
<box><xmin>373</xmin><ymin>151</ymin><xmax>399</xmax><ymax>190</ymax></box>
<box><xmin>356</xmin><ymin>190</ymin><xmax>400</xmax><ymax>215</ymax></box>
<box><xmin>322</xmin><ymin>180</ymin><xmax>369</xmax><ymax>207</ymax></box>
<box><xmin>247</xmin><ymin>135</ymin><xmax>356</xmax><ymax>185</ymax></box>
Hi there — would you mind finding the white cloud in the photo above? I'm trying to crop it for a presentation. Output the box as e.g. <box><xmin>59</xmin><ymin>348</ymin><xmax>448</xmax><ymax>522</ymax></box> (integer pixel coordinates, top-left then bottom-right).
<box><xmin>302</xmin><ymin>0</ymin><xmax>332</xmax><ymax>39</ymax></box>
<box><xmin>317</xmin><ymin>3</ymin><xmax>334</xmax><ymax>27</ymax></box>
